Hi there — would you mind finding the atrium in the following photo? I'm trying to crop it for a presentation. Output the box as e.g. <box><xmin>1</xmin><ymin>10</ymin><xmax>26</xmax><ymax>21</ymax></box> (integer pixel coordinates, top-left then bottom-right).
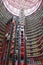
<box><xmin>0</xmin><ymin>0</ymin><xmax>43</xmax><ymax>65</ymax></box>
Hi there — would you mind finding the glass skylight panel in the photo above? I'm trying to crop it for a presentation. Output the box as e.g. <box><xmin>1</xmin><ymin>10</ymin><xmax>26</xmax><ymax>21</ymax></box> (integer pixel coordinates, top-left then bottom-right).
<box><xmin>2</xmin><ymin>0</ymin><xmax>42</xmax><ymax>16</ymax></box>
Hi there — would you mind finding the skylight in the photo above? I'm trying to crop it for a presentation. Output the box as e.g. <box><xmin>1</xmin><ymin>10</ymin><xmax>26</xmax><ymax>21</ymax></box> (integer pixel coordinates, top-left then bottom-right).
<box><xmin>2</xmin><ymin>0</ymin><xmax>42</xmax><ymax>16</ymax></box>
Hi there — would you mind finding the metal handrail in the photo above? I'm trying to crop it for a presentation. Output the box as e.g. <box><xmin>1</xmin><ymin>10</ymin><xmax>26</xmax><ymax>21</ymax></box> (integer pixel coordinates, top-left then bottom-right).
<box><xmin>12</xmin><ymin>24</ymin><xmax>17</xmax><ymax>65</ymax></box>
<box><xmin>17</xmin><ymin>25</ymin><xmax>21</xmax><ymax>65</ymax></box>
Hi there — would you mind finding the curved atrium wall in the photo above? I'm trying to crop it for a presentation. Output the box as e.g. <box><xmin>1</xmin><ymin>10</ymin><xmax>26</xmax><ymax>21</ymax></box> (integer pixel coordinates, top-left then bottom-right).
<box><xmin>24</xmin><ymin>2</ymin><xmax>43</xmax><ymax>64</ymax></box>
<box><xmin>0</xmin><ymin>0</ymin><xmax>12</xmax><ymax>23</ymax></box>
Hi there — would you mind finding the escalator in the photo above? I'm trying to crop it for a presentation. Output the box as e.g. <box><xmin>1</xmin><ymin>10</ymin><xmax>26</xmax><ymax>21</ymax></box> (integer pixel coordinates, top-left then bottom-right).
<box><xmin>0</xmin><ymin>17</ymin><xmax>25</xmax><ymax>65</ymax></box>
<box><xmin>7</xmin><ymin>19</ymin><xmax>25</xmax><ymax>65</ymax></box>
<box><xmin>8</xmin><ymin>20</ymin><xmax>17</xmax><ymax>65</ymax></box>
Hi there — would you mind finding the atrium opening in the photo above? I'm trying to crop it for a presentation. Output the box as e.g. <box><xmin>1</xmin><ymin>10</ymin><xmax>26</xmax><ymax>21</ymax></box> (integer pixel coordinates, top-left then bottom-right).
<box><xmin>0</xmin><ymin>0</ymin><xmax>43</xmax><ymax>65</ymax></box>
